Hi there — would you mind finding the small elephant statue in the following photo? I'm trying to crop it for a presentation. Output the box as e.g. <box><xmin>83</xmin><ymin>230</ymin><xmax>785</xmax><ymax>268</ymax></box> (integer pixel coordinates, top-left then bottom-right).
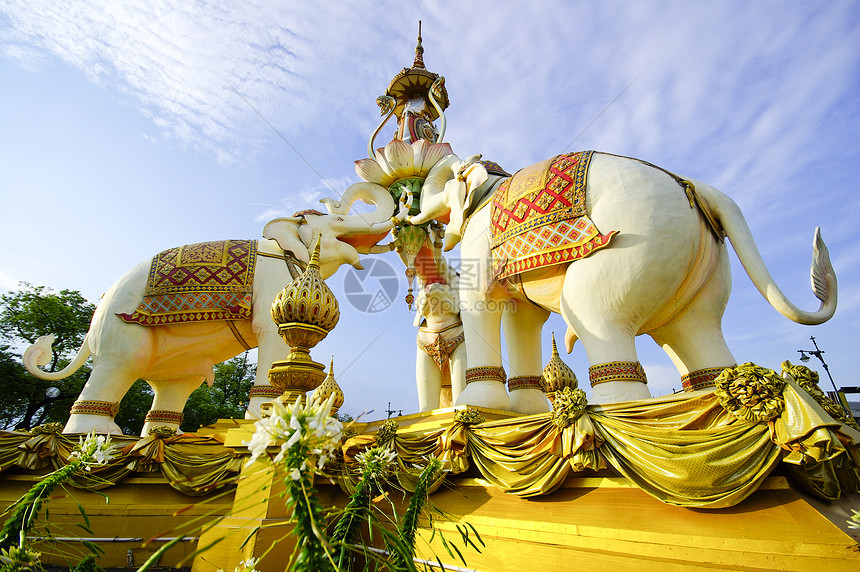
<box><xmin>414</xmin><ymin>280</ymin><xmax>467</xmax><ymax>412</ymax></box>
<box><xmin>23</xmin><ymin>183</ymin><xmax>407</xmax><ymax>436</ymax></box>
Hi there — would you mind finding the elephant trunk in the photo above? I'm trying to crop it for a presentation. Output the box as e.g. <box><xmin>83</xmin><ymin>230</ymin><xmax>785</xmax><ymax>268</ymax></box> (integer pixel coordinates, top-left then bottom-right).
<box><xmin>322</xmin><ymin>182</ymin><xmax>395</xmax><ymax>225</ymax></box>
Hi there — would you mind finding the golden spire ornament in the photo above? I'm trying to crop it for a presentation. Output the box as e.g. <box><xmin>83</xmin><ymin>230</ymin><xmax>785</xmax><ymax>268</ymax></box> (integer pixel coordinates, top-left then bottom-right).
<box><xmin>312</xmin><ymin>356</ymin><xmax>345</xmax><ymax>417</ymax></box>
<box><xmin>368</xmin><ymin>21</ymin><xmax>449</xmax><ymax>156</ymax></box>
<box><xmin>543</xmin><ymin>333</ymin><xmax>578</xmax><ymax>405</ymax></box>
<box><xmin>266</xmin><ymin>238</ymin><xmax>341</xmax><ymax>407</ymax></box>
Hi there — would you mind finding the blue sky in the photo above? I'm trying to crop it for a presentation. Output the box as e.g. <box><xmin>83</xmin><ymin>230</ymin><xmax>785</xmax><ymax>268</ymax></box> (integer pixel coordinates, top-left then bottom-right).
<box><xmin>1</xmin><ymin>1</ymin><xmax>858</xmax><ymax>419</ymax></box>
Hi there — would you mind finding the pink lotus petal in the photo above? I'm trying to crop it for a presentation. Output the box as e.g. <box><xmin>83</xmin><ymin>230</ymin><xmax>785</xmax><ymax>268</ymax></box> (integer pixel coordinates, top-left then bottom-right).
<box><xmin>354</xmin><ymin>158</ymin><xmax>390</xmax><ymax>185</ymax></box>
<box><xmin>373</xmin><ymin>147</ymin><xmax>392</xmax><ymax>177</ymax></box>
<box><xmin>411</xmin><ymin>139</ymin><xmax>430</xmax><ymax>169</ymax></box>
<box><xmin>383</xmin><ymin>139</ymin><xmax>415</xmax><ymax>179</ymax></box>
<box><xmin>418</xmin><ymin>142</ymin><xmax>455</xmax><ymax>174</ymax></box>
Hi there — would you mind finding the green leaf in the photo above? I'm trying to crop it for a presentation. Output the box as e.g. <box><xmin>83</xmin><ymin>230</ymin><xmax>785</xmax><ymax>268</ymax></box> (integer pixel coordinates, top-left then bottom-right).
<box><xmin>75</xmin><ymin>502</ymin><xmax>91</xmax><ymax>531</ymax></box>
<box><xmin>80</xmin><ymin>539</ymin><xmax>105</xmax><ymax>556</ymax></box>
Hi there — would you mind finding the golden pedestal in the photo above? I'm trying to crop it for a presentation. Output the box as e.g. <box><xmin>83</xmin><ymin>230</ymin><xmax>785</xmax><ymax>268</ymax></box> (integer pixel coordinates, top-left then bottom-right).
<box><xmin>187</xmin><ymin>408</ymin><xmax>860</xmax><ymax>572</ymax></box>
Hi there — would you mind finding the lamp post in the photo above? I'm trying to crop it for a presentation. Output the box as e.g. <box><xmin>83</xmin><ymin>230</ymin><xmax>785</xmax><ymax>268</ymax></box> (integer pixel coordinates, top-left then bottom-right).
<box><xmin>797</xmin><ymin>336</ymin><xmax>849</xmax><ymax>416</ymax></box>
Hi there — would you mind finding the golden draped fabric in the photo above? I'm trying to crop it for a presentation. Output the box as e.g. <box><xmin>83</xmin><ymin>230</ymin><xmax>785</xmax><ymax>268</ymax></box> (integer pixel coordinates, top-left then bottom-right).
<box><xmin>3</xmin><ymin>366</ymin><xmax>857</xmax><ymax>508</ymax></box>
<box><xmin>338</xmin><ymin>375</ymin><xmax>860</xmax><ymax>509</ymax></box>
<box><xmin>0</xmin><ymin>430</ymin><xmax>241</xmax><ymax>496</ymax></box>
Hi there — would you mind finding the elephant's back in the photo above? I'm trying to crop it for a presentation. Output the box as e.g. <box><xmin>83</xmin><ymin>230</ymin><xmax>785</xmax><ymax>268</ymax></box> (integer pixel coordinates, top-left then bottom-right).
<box><xmin>585</xmin><ymin>152</ymin><xmax>700</xmax><ymax>236</ymax></box>
<box><xmin>90</xmin><ymin>261</ymin><xmax>150</xmax><ymax>327</ymax></box>
<box><xmin>577</xmin><ymin>152</ymin><xmax>714</xmax><ymax>315</ymax></box>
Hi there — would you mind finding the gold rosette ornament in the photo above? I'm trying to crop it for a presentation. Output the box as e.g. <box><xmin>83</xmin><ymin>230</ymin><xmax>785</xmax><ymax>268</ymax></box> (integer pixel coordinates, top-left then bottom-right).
<box><xmin>714</xmin><ymin>363</ymin><xmax>786</xmax><ymax>423</ymax></box>
<box><xmin>534</xmin><ymin>386</ymin><xmax>602</xmax><ymax>472</ymax></box>
<box><xmin>550</xmin><ymin>386</ymin><xmax>589</xmax><ymax>428</ymax></box>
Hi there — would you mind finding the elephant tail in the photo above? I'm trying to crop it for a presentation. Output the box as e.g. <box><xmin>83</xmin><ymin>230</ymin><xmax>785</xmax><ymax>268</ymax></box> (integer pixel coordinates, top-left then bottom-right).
<box><xmin>22</xmin><ymin>334</ymin><xmax>93</xmax><ymax>380</ymax></box>
<box><xmin>698</xmin><ymin>183</ymin><xmax>837</xmax><ymax>325</ymax></box>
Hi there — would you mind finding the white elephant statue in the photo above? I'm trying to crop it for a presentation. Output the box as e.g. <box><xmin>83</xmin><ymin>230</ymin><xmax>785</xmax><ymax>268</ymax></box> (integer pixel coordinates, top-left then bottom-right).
<box><xmin>407</xmin><ymin>150</ymin><xmax>837</xmax><ymax>413</ymax></box>
<box><xmin>414</xmin><ymin>272</ymin><xmax>467</xmax><ymax>412</ymax></box>
<box><xmin>23</xmin><ymin>184</ymin><xmax>405</xmax><ymax>436</ymax></box>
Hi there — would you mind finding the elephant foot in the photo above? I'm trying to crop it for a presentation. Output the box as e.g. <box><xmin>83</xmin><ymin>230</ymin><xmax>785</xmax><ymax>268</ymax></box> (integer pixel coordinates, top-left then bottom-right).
<box><xmin>589</xmin><ymin>381</ymin><xmax>652</xmax><ymax>404</ymax></box>
<box><xmin>509</xmin><ymin>388</ymin><xmax>551</xmax><ymax>414</ymax></box>
<box><xmin>141</xmin><ymin>421</ymin><xmax>182</xmax><ymax>437</ymax></box>
<box><xmin>63</xmin><ymin>414</ymin><xmax>124</xmax><ymax>435</ymax></box>
<box><xmin>245</xmin><ymin>396</ymin><xmax>273</xmax><ymax>420</ymax></box>
<box><xmin>455</xmin><ymin>380</ymin><xmax>510</xmax><ymax>411</ymax></box>
<box><xmin>141</xmin><ymin>410</ymin><xmax>185</xmax><ymax>437</ymax></box>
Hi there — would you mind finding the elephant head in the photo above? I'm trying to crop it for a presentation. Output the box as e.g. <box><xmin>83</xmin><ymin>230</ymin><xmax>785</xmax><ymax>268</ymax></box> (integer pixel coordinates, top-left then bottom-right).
<box><xmin>263</xmin><ymin>182</ymin><xmax>400</xmax><ymax>279</ymax></box>
<box><xmin>407</xmin><ymin>155</ymin><xmax>488</xmax><ymax>251</ymax></box>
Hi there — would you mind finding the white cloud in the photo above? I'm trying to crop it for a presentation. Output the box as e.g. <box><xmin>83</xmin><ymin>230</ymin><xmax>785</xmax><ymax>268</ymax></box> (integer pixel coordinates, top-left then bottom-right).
<box><xmin>254</xmin><ymin>175</ymin><xmax>356</xmax><ymax>221</ymax></box>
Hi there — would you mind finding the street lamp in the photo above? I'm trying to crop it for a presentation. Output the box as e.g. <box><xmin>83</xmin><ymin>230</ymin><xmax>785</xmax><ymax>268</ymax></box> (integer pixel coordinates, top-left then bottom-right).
<box><xmin>797</xmin><ymin>336</ymin><xmax>849</xmax><ymax>416</ymax></box>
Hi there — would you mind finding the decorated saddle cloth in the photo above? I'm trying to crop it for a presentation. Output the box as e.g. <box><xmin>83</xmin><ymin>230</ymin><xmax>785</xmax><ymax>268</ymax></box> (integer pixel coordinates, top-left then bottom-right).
<box><xmin>117</xmin><ymin>240</ymin><xmax>257</xmax><ymax>326</ymax></box>
<box><xmin>490</xmin><ymin>150</ymin><xmax>617</xmax><ymax>279</ymax></box>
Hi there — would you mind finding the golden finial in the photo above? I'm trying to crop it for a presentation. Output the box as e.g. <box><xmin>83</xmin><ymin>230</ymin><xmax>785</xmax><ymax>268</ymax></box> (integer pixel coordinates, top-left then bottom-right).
<box><xmin>543</xmin><ymin>333</ymin><xmax>578</xmax><ymax>404</ymax></box>
<box><xmin>266</xmin><ymin>240</ymin><xmax>341</xmax><ymax>407</ymax></box>
<box><xmin>308</xmin><ymin>235</ymin><xmax>322</xmax><ymax>269</ymax></box>
<box><xmin>413</xmin><ymin>21</ymin><xmax>425</xmax><ymax>69</ymax></box>
<box><xmin>312</xmin><ymin>356</ymin><xmax>345</xmax><ymax>416</ymax></box>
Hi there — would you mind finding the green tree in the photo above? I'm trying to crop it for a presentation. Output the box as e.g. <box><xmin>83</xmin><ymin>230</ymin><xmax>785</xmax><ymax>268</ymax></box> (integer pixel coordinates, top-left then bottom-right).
<box><xmin>114</xmin><ymin>379</ymin><xmax>154</xmax><ymax>435</ymax></box>
<box><xmin>0</xmin><ymin>283</ymin><xmax>156</xmax><ymax>433</ymax></box>
<box><xmin>181</xmin><ymin>352</ymin><xmax>256</xmax><ymax>432</ymax></box>
<box><xmin>0</xmin><ymin>283</ymin><xmax>96</xmax><ymax>430</ymax></box>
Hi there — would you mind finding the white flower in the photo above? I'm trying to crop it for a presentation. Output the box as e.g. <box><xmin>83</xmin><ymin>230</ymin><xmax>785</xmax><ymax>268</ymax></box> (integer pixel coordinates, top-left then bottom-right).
<box><xmin>228</xmin><ymin>557</ymin><xmax>259</xmax><ymax>572</ymax></box>
<box><xmin>243</xmin><ymin>394</ymin><xmax>343</xmax><ymax>473</ymax></box>
<box><xmin>355</xmin><ymin>447</ymin><xmax>397</xmax><ymax>480</ymax></box>
<box><xmin>69</xmin><ymin>430</ymin><xmax>117</xmax><ymax>468</ymax></box>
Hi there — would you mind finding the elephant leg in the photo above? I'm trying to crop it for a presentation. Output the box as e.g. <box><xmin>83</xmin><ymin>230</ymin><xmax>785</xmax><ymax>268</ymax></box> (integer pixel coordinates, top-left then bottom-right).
<box><xmin>449</xmin><ymin>346</ymin><xmax>467</xmax><ymax>406</ymax></box>
<box><xmin>559</xmin><ymin>277</ymin><xmax>652</xmax><ymax>405</ymax></box>
<box><xmin>503</xmin><ymin>300</ymin><xmax>551</xmax><ymax>414</ymax></box>
<box><xmin>142</xmin><ymin>376</ymin><xmax>206</xmax><ymax>436</ymax></box>
<box><xmin>455</xmin><ymin>293</ymin><xmax>510</xmax><ymax>411</ymax></box>
<box><xmin>63</xmin><ymin>361</ymin><xmax>142</xmax><ymax>435</ymax></box>
<box><xmin>416</xmin><ymin>351</ymin><xmax>443</xmax><ymax>412</ymax></box>
<box><xmin>649</xmin><ymin>248</ymin><xmax>736</xmax><ymax>386</ymax></box>
<box><xmin>246</xmin><ymin>327</ymin><xmax>287</xmax><ymax>419</ymax></box>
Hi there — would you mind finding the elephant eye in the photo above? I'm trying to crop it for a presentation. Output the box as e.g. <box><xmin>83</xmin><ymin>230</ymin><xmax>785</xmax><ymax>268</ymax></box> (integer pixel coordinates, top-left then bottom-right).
<box><xmin>336</xmin><ymin>216</ymin><xmax>344</xmax><ymax>222</ymax></box>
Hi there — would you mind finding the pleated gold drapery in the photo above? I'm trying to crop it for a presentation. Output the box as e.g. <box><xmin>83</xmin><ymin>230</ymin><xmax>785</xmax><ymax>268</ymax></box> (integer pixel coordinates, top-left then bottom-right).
<box><xmin>338</xmin><ymin>371</ymin><xmax>860</xmax><ymax>509</ymax></box>
<box><xmin>0</xmin><ymin>429</ymin><xmax>242</xmax><ymax>496</ymax></box>
<box><xmin>2</xmin><ymin>364</ymin><xmax>857</xmax><ymax>509</ymax></box>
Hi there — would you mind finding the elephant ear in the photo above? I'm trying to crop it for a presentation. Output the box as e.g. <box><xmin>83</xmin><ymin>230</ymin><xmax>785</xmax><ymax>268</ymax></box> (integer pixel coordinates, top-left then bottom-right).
<box><xmin>463</xmin><ymin>162</ymin><xmax>489</xmax><ymax>196</ymax></box>
<box><xmin>262</xmin><ymin>217</ymin><xmax>310</xmax><ymax>263</ymax></box>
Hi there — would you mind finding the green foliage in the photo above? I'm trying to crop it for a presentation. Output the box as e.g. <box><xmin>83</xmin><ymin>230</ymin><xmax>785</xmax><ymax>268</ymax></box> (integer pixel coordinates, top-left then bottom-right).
<box><xmin>0</xmin><ymin>283</ymin><xmax>160</xmax><ymax>434</ymax></box>
<box><xmin>0</xmin><ymin>283</ymin><xmax>96</xmax><ymax>431</ymax></box>
<box><xmin>330</xmin><ymin>447</ymin><xmax>396</xmax><ymax>569</ymax></box>
<box><xmin>0</xmin><ymin>283</ymin><xmax>94</xmax><ymax>356</ymax></box>
<box><xmin>182</xmin><ymin>352</ymin><xmax>255</xmax><ymax>432</ymax></box>
<box><xmin>113</xmin><ymin>380</ymin><xmax>154</xmax><ymax>436</ymax></box>
<box><xmin>71</xmin><ymin>554</ymin><xmax>103</xmax><ymax>572</ymax></box>
<box><xmin>395</xmin><ymin>458</ymin><xmax>442</xmax><ymax>562</ymax></box>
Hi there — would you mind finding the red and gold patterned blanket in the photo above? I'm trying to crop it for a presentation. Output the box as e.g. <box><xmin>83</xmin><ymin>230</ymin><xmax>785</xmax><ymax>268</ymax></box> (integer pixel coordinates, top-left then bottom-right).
<box><xmin>117</xmin><ymin>240</ymin><xmax>257</xmax><ymax>326</ymax></box>
<box><xmin>490</xmin><ymin>151</ymin><xmax>617</xmax><ymax>279</ymax></box>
